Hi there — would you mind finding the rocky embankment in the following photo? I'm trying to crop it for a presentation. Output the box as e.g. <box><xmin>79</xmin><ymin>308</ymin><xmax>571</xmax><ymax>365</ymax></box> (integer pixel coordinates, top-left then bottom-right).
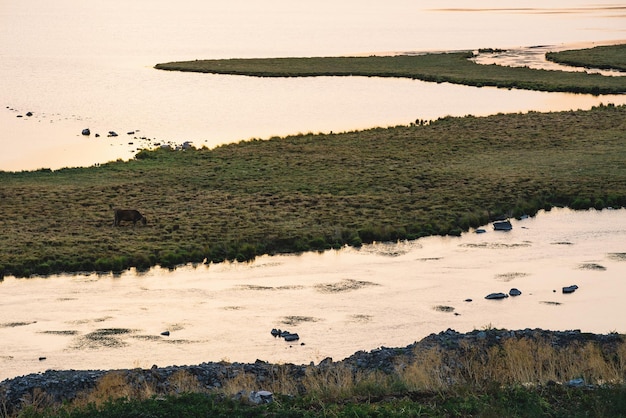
<box><xmin>1</xmin><ymin>328</ymin><xmax>623</xmax><ymax>413</ymax></box>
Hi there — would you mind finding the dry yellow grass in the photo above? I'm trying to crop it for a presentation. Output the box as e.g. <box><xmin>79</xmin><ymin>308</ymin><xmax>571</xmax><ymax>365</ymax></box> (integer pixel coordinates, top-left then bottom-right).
<box><xmin>11</xmin><ymin>335</ymin><xmax>625</xmax><ymax>415</ymax></box>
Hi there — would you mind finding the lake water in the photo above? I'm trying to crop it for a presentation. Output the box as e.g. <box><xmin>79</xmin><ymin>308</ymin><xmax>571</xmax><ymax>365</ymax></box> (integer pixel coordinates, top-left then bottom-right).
<box><xmin>1</xmin><ymin>0</ymin><xmax>624</xmax><ymax>171</ymax></box>
<box><xmin>1</xmin><ymin>1</ymin><xmax>625</xmax><ymax>381</ymax></box>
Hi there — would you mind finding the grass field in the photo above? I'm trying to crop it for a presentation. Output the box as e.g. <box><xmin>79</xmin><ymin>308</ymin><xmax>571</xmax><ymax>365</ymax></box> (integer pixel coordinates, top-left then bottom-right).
<box><xmin>155</xmin><ymin>45</ymin><xmax>626</xmax><ymax>95</ymax></box>
<box><xmin>546</xmin><ymin>43</ymin><xmax>626</xmax><ymax>72</ymax></box>
<box><xmin>1</xmin><ymin>104</ymin><xmax>625</xmax><ymax>277</ymax></box>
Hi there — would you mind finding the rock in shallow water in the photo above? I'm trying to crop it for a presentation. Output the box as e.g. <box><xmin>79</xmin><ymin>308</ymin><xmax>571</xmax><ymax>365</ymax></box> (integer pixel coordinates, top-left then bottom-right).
<box><xmin>485</xmin><ymin>292</ymin><xmax>509</xmax><ymax>300</ymax></box>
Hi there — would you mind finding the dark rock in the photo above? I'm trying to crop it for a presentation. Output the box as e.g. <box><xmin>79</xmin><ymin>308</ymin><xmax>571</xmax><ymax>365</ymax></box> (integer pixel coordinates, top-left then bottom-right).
<box><xmin>26</xmin><ymin>111</ymin><xmax>33</xmax><ymax>117</ymax></box>
<box><xmin>95</xmin><ymin>133</ymin><xmax>100</xmax><ymax>137</ymax></box>
<box><xmin>81</xmin><ymin>128</ymin><xmax>90</xmax><ymax>136</ymax></box>
<box><xmin>283</xmin><ymin>333</ymin><xmax>300</xmax><ymax>342</ymax></box>
<box><xmin>485</xmin><ymin>292</ymin><xmax>509</xmax><ymax>300</ymax></box>
<box><xmin>160</xmin><ymin>331</ymin><xmax>170</xmax><ymax>336</ymax></box>
<box><xmin>248</xmin><ymin>390</ymin><xmax>273</xmax><ymax>404</ymax></box>
<box><xmin>38</xmin><ymin>357</ymin><xmax>46</xmax><ymax>361</ymax></box>
<box><xmin>464</xmin><ymin>298</ymin><xmax>472</xmax><ymax>302</ymax></box>
<box><xmin>566</xmin><ymin>377</ymin><xmax>585</xmax><ymax>387</ymax></box>
<box><xmin>509</xmin><ymin>288</ymin><xmax>522</xmax><ymax>296</ymax></box>
<box><xmin>108</xmin><ymin>131</ymin><xmax>118</xmax><ymax>137</ymax></box>
<box><xmin>475</xmin><ymin>228</ymin><xmax>486</xmax><ymax>234</ymax></box>
<box><xmin>270</xmin><ymin>328</ymin><xmax>281</xmax><ymax>337</ymax></box>
<box><xmin>562</xmin><ymin>285</ymin><xmax>579</xmax><ymax>294</ymax></box>
<box><xmin>493</xmin><ymin>220</ymin><xmax>513</xmax><ymax>231</ymax></box>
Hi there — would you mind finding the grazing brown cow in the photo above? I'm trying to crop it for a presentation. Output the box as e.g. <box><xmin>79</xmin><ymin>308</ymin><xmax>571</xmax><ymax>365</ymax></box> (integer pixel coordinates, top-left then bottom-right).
<box><xmin>113</xmin><ymin>209</ymin><xmax>147</xmax><ymax>226</ymax></box>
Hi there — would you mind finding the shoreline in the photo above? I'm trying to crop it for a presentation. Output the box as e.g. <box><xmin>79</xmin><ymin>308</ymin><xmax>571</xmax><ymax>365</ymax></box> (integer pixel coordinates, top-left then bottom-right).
<box><xmin>1</xmin><ymin>328</ymin><xmax>623</xmax><ymax>414</ymax></box>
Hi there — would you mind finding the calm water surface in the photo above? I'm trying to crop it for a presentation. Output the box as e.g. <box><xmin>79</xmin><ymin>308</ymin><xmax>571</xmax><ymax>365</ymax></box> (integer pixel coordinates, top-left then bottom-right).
<box><xmin>1</xmin><ymin>208</ymin><xmax>625</xmax><ymax>380</ymax></box>
<box><xmin>1</xmin><ymin>1</ymin><xmax>625</xmax><ymax>381</ymax></box>
<box><xmin>1</xmin><ymin>0</ymin><xmax>624</xmax><ymax>170</ymax></box>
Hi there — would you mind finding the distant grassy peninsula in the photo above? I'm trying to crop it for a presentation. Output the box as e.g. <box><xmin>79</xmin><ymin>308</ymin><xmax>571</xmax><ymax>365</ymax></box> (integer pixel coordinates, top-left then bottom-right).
<box><xmin>1</xmin><ymin>104</ymin><xmax>625</xmax><ymax>278</ymax></box>
<box><xmin>155</xmin><ymin>44</ymin><xmax>626</xmax><ymax>95</ymax></box>
<box><xmin>547</xmin><ymin>43</ymin><xmax>626</xmax><ymax>72</ymax></box>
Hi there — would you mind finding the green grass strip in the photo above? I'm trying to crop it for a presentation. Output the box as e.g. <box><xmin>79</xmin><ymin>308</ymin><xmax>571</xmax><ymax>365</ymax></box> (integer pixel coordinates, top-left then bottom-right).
<box><xmin>155</xmin><ymin>50</ymin><xmax>626</xmax><ymax>95</ymax></box>
<box><xmin>1</xmin><ymin>104</ymin><xmax>625</xmax><ymax>277</ymax></box>
<box><xmin>547</xmin><ymin>43</ymin><xmax>626</xmax><ymax>72</ymax></box>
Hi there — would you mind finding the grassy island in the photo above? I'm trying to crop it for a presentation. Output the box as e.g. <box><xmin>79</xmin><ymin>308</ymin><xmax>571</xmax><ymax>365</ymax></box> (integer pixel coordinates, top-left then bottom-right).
<box><xmin>546</xmin><ymin>43</ymin><xmax>626</xmax><ymax>72</ymax></box>
<box><xmin>1</xmin><ymin>104</ymin><xmax>625</xmax><ymax>278</ymax></box>
<box><xmin>155</xmin><ymin>45</ymin><xmax>626</xmax><ymax>95</ymax></box>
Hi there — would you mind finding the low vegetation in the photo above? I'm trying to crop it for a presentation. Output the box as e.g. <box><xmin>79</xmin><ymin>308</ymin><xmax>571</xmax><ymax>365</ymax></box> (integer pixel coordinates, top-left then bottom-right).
<box><xmin>6</xmin><ymin>332</ymin><xmax>626</xmax><ymax>417</ymax></box>
<box><xmin>546</xmin><ymin>43</ymin><xmax>626</xmax><ymax>72</ymax></box>
<box><xmin>1</xmin><ymin>104</ymin><xmax>625</xmax><ymax>277</ymax></box>
<box><xmin>155</xmin><ymin>47</ymin><xmax>626</xmax><ymax>95</ymax></box>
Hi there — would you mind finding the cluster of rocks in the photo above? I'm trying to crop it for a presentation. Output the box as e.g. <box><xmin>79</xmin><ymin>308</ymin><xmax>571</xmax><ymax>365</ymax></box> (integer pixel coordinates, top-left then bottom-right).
<box><xmin>81</xmin><ymin>127</ymin><xmax>195</xmax><ymax>152</ymax></box>
<box><xmin>14</xmin><ymin>111</ymin><xmax>34</xmax><ymax>118</ymax></box>
<box><xmin>485</xmin><ymin>284</ymin><xmax>580</xmax><ymax>300</ymax></box>
<box><xmin>81</xmin><ymin>128</ymin><xmax>133</xmax><ymax>138</ymax></box>
<box><xmin>1</xmin><ymin>328</ymin><xmax>622</xmax><ymax>414</ymax></box>
<box><xmin>270</xmin><ymin>328</ymin><xmax>300</xmax><ymax>342</ymax></box>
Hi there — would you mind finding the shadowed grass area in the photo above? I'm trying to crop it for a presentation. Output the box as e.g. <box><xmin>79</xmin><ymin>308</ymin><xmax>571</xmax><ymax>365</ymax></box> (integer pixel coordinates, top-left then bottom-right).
<box><xmin>1</xmin><ymin>104</ymin><xmax>625</xmax><ymax>277</ymax></box>
<box><xmin>155</xmin><ymin>49</ymin><xmax>626</xmax><ymax>94</ymax></box>
<box><xmin>547</xmin><ymin>43</ymin><xmax>626</xmax><ymax>72</ymax></box>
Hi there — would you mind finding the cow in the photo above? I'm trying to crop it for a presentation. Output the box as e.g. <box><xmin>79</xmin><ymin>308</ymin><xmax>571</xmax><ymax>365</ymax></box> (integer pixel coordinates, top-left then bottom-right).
<box><xmin>113</xmin><ymin>209</ymin><xmax>147</xmax><ymax>226</ymax></box>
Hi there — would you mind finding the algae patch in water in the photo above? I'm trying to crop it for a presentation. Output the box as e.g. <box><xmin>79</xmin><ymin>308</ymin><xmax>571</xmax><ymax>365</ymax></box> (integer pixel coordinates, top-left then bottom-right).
<box><xmin>315</xmin><ymin>279</ymin><xmax>380</xmax><ymax>293</ymax></box>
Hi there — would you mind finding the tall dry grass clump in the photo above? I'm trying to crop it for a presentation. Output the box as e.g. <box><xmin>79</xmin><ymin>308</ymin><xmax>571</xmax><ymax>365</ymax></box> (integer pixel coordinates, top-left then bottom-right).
<box><xmin>301</xmin><ymin>363</ymin><xmax>392</xmax><ymax>401</ymax></box>
<box><xmin>72</xmin><ymin>371</ymin><xmax>153</xmax><ymax>408</ymax></box>
<box><xmin>403</xmin><ymin>336</ymin><xmax>626</xmax><ymax>390</ymax></box>
<box><xmin>395</xmin><ymin>347</ymin><xmax>449</xmax><ymax>391</ymax></box>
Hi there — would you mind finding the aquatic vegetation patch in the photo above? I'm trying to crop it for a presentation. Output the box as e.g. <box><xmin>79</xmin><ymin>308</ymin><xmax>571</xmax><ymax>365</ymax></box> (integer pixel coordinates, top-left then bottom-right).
<box><xmin>281</xmin><ymin>316</ymin><xmax>321</xmax><ymax>326</ymax></box>
<box><xmin>221</xmin><ymin>306</ymin><xmax>243</xmax><ymax>310</ymax></box>
<box><xmin>551</xmin><ymin>241</ymin><xmax>574</xmax><ymax>245</ymax></box>
<box><xmin>39</xmin><ymin>330</ymin><xmax>79</xmax><ymax>335</ymax></box>
<box><xmin>67</xmin><ymin>316</ymin><xmax>112</xmax><ymax>325</ymax></box>
<box><xmin>165</xmin><ymin>323</ymin><xmax>186</xmax><ymax>332</ymax></box>
<box><xmin>160</xmin><ymin>339</ymin><xmax>193</xmax><ymax>345</ymax></box>
<box><xmin>461</xmin><ymin>242</ymin><xmax>531</xmax><ymax>249</ymax></box>
<box><xmin>495</xmin><ymin>272</ymin><xmax>529</xmax><ymax>282</ymax></box>
<box><xmin>355</xmin><ymin>240</ymin><xmax>421</xmax><ymax>257</ymax></box>
<box><xmin>349</xmin><ymin>314</ymin><xmax>372</xmax><ymax>323</ymax></box>
<box><xmin>0</xmin><ymin>321</ymin><xmax>37</xmax><ymax>328</ymax></box>
<box><xmin>578</xmin><ymin>263</ymin><xmax>607</xmax><ymax>271</ymax></box>
<box><xmin>540</xmin><ymin>301</ymin><xmax>562</xmax><ymax>306</ymax></box>
<box><xmin>132</xmin><ymin>335</ymin><xmax>161</xmax><ymax>341</ymax></box>
<box><xmin>607</xmin><ymin>252</ymin><xmax>626</xmax><ymax>261</ymax></box>
<box><xmin>433</xmin><ymin>305</ymin><xmax>455</xmax><ymax>312</ymax></box>
<box><xmin>235</xmin><ymin>284</ymin><xmax>274</xmax><ymax>291</ymax></box>
<box><xmin>72</xmin><ymin>328</ymin><xmax>135</xmax><ymax>349</ymax></box>
<box><xmin>315</xmin><ymin>279</ymin><xmax>380</xmax><ymax>293</ymax></box>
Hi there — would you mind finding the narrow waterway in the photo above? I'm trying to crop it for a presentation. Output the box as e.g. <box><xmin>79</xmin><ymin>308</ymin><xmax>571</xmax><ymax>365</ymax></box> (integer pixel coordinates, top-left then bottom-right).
<box><xmin>2</xmin><ymin>208</ymin><xmax>625</xmax><ymax>381</ymax></box>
